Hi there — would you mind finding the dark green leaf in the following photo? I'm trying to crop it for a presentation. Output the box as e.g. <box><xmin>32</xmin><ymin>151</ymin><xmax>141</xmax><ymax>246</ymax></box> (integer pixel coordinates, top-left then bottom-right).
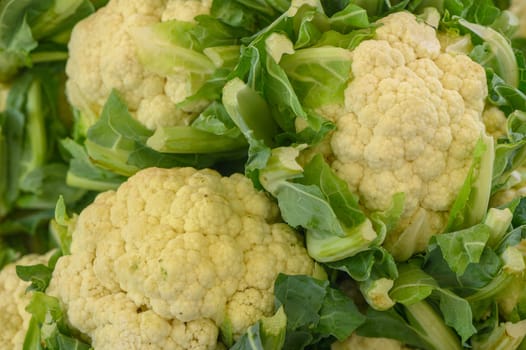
<box><xmin>274</xmin><ymin>274</ymin><xmax>328</xmax><ymax>331</ymax></box>
<box><xmin>16</xmin><ymin>263</ymin><xmax>52</xmax><ymax>292</ymax></box>
<box><xmin>301</xmin><ymin>154</ymin><xmax>366</xmax><ymax>229</ymax></box>
<box><xmin>434</xmin><ymin>224</ymin><xmax>490</xmax><ymax>275</ymax></box>
<box><xmin>315</xmin><ymin>288</ymin><xmax>366</xmax><ymax>340</ymax></box>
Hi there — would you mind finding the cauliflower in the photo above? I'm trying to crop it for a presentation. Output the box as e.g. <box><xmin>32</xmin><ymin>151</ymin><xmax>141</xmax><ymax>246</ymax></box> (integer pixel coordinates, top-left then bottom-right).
<box><xmin>65</xmin><ymin>0</ymin><xmax>213</xmax><ymax>130</ymax></box>
<box><xmin>332</xmin><ymin>334</ymin><xmax>412</xmax><ymax>350</ymax></box>
<box><xmin>483</xmin><ymin>106</ymin><xmax>508</xmax><ymax>140</ymax></box>
<box><xmin>315</xmin><ymin>11</ymin><xmax>490</xmax><ymax>259</ymax></box>
<box><xmin>511</xmin><ymin>0</ymin><xmax>526</xmax><ymax>38</ymax></box>
<box><xmin>0</xmin><ymin>253</ymin><xmax>50</xmax><ymax>349</ymax></box>
<box><xmin>491</xmin><ymin>168</ymin><xmax>526</xmax><ymax>207</ymax></box>
<box><xmin>46</xmin><ymin>167</ymin><xmax>317</xmax><ymax>349</ymax></box>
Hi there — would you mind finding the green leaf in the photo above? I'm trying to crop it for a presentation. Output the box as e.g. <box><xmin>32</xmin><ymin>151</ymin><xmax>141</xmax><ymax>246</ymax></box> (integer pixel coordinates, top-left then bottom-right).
<box><xmin>512</xmin><ymin>197</ymin><xmax>526</xmax><ymax>228</ymax></box>
<box><xmin>314</xmin><ymin>28</ymin><xmax>375</xmax><ymax>49</ymax></box>
<box><xmin>210</xmin><ymin>0</ymin><xmax>279</xmax><ymax>33</ymax></box>
<box><xmin>131</xmin><ymin>20</ymin><xmax>213</xmax><ymax>75</ymax></box>
<box><xmin>435</xmin><ymin>288</ymin><xmax>476</xmax><ymax>343</ymax></box>
<box><xmin>23</xmin><ymin>316</ymin><xmax>43</xmax><ymax>350</ymax></box>
<box><xmin>260</xmin><ymin>147</ymin><xmax>378</xmax><ymax>262</ymax></box>
<box><xmin>386</xmin><ymin>260</ymin><xmax>475</xmax><ymax>343</ymax></box>
<box><xmin>463</xmin><ymin>0</ymin><xmax>501</xmax><ymax>25</ymax></box>
<box><xmin>192</xmin><ymin>14</ymin><xmax>248</xmax><ymax>47</ymax></box>
<box><xmin>301</xmin><ymin>154</ymin><xmax>366</xmax><ymax>228</ymax></box>
<box><xmin>326</xmin><ymin>247</ymin><xmax>398</xmax><ymax>282</ymax></box>
<box><xmin>492</xmin><ymin>110</ymin><xmax>526</xmax><ymax>194</ymax></box>
<box><xmin>262</xmin><ymin>47</ymin><xmax>307</xmax><ymax>133</ymax></box>
<box><xmin>85</xmin><ymin>91</ymin><xmax>152</xmax><ymax>176</ymax></box>
<box><xmin>273</xmin><ymin>274</ymin><xmax>365</xmax><ymax>347</ymax></box>
<box><xmin>274</xmin><ymin>274</ymin><xmax>327</xmax><ymax>331</ymax></box>
<box><xmin>434</xmin><ymin>224</ymin><xmax>491</xmax><ymax>275</ymax></box>
<box><xmin>390</xmin><ymin>263</ymin><xmax>437</xmax><ymax>305</ymax></box>
<box><xmin>16</xmin><ymin>263</ymin><xmax>52</xmax><ymax>292</ymax></box>
<box><xmin>292</xmin><ymin>4</ymin><xmax>329</xmax><ymax>49</ymax></box>
<box><xmin>222</xmin><ymin>76</ymin><xmax>278</xmax><ymax>180</ymax></box>
<box><xmin>275</xmin><ymin>181</ymin><xmax>346</xmax><ymax>236</ymax></box>
<box><xmin>424</xmin><ymin>243</ymin><xmax>501</xmax><ymax>292</ymax></box>
<box><xmin>328</xmin><ymin>3</ymin><xmax>370</xmax><ymax>32</ymax></box>
<box><xmin>460</xmin><ymin>18</ymin><xmax>519</xmax><ymax>88</ymax></box>
<box><xmin>446</xmin><ymin>135</ymin><xmax>494</xmax><ymax>231</ymax></box>
<box><xmin>356</xmin><ymin>307</ymin><xmax>435</xmax><ymax>350</ymax></box>
<box><xmin>25</xmin><ymin>292</ymin><xmax>91</xmax><ymax>349</ymax></box>
<box><xmin>30</xmin><ymin>1</ymin><xmax>94</xmax><ymax>42</ymax></box>
<box><xmin>146</xmin><ymin>126</ymin><xmax>247</xmax><ymax>154</ymax></box>
<box><xmin>190</xmin><ymin>101</ymin><xmax>242</xmax><ymax>138</ymax></box>
<box><xmin>50</xmin><ymin>195</ymin><xmax>73</xmax><ymax>255</ymax></box>
<box><xmin>280</xmin><ymin>46</ymin><xmax>352</xmax><ymax>108</ymax></box>
<box><xmin>316</xmin><ymin>288</ymin><xmax>366</xmax><ymax>340</ymax></box>
<box><xmin>86</xmin><ymin>90</ymin><xmax>242</xmax><ymax>178</ymax></box>
<box><xmin>16</xmin><ymin>163</ymin><xmax>86</xmax><ymax>210</ymax></box>
<box><xmin>62</xmin><ymin>138</ymin><xmax>125</xmax><ymax>192</ymax></box>
<box><xmin>0</xmin><ymin>0</ymin><xmax>44</xmax><ymax>81</ymax></box>
<box><xmin>0</xmin><ymin>0</ymin><xmax>94</xmax><ymax>82</ymax></box>
<box><xmin>222</xmin><ymin>78</ymin><xmax>278</xmax><ymax>147</ymax></box>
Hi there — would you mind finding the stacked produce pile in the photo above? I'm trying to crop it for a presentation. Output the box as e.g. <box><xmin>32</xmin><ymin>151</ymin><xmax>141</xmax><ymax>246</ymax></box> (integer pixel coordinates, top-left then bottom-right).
<box><xmin>2</xmin><ymin>0</ymin><xmax>526</xmax><ymax>349</ymax></box>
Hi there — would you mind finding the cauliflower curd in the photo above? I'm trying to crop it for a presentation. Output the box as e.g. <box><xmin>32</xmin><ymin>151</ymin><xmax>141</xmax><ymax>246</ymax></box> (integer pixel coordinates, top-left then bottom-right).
<box><xmin>46</xmin><ymin>167</ymin><xmax>316</xmax><ymax>349</ymax></box>
<box><xmin>332</xmin><ymin>333</ymin><xmax>412</xmax><ymax>350</ymax></box>
<box><xmin>0</xmin><ymin>254</ymin><xmax>50</xmax><ymax>349</ymax></box>
<box><xmin>323</xmin><ymin>12</ymin><xmax>490</xmax><ymax>259</ymax></box>
<box><xmin>65</xmin><ymin>0</ymin><xmax>212</xmax><ymax>130</ymax></box>
<box><xmin>511</xmin><ymin>0</ymin><xmax>526</xmax><ymax>38</ymax></box>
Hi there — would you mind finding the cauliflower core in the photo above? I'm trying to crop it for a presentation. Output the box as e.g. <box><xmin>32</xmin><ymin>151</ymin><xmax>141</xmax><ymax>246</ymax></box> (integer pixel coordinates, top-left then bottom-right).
<box><xmin>0</xmin><ymin>254</ymin><xmax>50</xmax><ymax>349</ymax></box>
<box><xmin>65</xmin><ymin>0</ymin><xmax>212</xmax><ymax>130</ymax></box>
<box><xmin>47</xmin><ymin>167</ymin><xmax>316</xmax><ymax>350</ymax></box>
<box><xmin>327</xmin><ymin>12</ymin><xmax>488</xmax><ymax>258</ymax></box>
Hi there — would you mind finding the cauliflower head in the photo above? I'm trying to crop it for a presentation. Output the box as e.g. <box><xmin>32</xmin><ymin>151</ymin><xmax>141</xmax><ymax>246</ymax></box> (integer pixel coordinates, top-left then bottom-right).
<box><xmin>323</xmin><ymin>11</ymin><xmax>489</xmax><ymax>259</ymax></box>
<box><xmin>65</xmin><ymin>0</ymin><xmax>213</xmax><ymax>130</ymax></box>
<box><xmin>332</xmin><ymin>334</ymin><xmax>412</xmax><ymax>350</ymax></box>
<box><xmin>0</xmin><ymin>253</ymin><xmax>50</xmax><ymax>349</ymax></box>
<box><xmin>46</xmin><ymin>167</ymin><xmax>317</xmax><ymax>350</ymax></box>
<box><xmin>511</xmin><ymin>0</ymin><xmax>526</xmax><ymax>38</ymax></box>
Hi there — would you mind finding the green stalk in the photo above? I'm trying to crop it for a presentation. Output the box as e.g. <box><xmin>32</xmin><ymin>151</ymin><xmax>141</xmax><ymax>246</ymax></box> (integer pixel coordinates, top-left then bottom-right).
<box><xmin>466</xmin><ymin>271</ymin><xmax>516</xmax><ymax>303</ymax></box>
<box><xmin>306</xmin><ymin>219</ymin><xmax>377</xmax><ymax>262</ymax></box>
<box><xmin>23</xmin><ymin>81</ymin><xmax>47</xmax><ymax>172</ymax></box>
<box><xmin>30</xmin><ymin>51</ymin><xmax>69</xmax><ymax>64</ymax></box>
<box><xmin>222</xmin><ymin>78</ymin><xmax>278</xmax><ymax>147</ymax></box>
<box><xmin>405</xmin><ymin>301</ymin><xmax>462</xmax><ymax>350</ymax></box>
<box><xmin>146</xmin><ymin>126</ymin><xmax>248</xmax><ymax>154</ymax></box>
<box><xmin>458</xmin><ymin>18</ymin><xmax>519</xmax><ymax>88</ymax></box>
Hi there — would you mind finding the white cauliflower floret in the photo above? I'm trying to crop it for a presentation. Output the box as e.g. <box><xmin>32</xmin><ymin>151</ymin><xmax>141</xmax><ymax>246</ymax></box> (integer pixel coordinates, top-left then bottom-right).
<box><xmin>511</xmin><ymin>0</ymin><xmax>526</xmax><ymax>38</ymax></box>
<box><xmin>326</xmin><ymin>11</ymin><xmax>489</xmax><ymax>259</ymax></box>
<box><xmin>332</xmin><ymin>334</ymin><xmax>412</xmax><ymax>350</ymax></box>
<box><xmin>66</xmin><ymin>0</ymin><xmax>212</xmax><ymax>130</ymax></box>
<box><xmin>47</xmin><ymin>167</ymin><xmax>316</xmax><ymax>350</ymax></box>
<box><xmin>0</xmin><ymin>253</ymin><xmax>50</xmax><ymax>349</ymax></box>
<box><xmin>483</xmin><ymin>106</ymin><xmax>508</xmax><ymax>139</ymax></box>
